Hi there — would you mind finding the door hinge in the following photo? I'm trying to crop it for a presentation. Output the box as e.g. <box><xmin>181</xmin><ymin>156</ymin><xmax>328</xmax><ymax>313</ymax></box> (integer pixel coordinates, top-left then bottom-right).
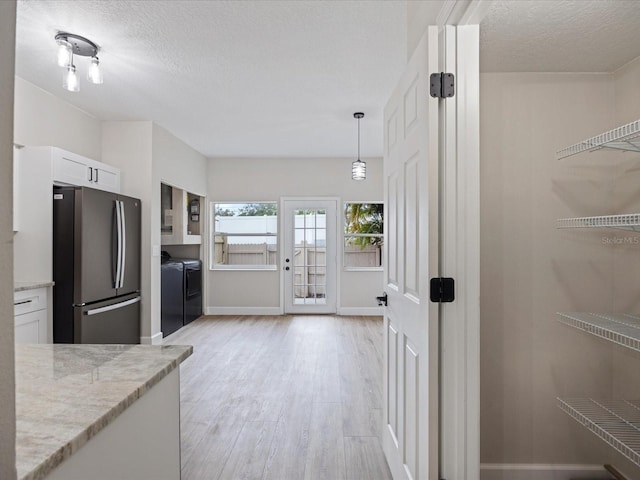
<box><xmin>430</xmin><ymin>277</ymin><xmax>455</xmax><ymax>303</ymax></box>
<box><xmin>430</xmin><ymin>72</ymin><xmax>455</xmax><ymax>98</ymax></box>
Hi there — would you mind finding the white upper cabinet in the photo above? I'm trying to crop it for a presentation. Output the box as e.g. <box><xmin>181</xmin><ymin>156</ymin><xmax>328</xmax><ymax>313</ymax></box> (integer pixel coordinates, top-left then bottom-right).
<box><xmin>51</xmin><ymin>148</ymin><xmax>120</xmax><ymax>193</ymax></box>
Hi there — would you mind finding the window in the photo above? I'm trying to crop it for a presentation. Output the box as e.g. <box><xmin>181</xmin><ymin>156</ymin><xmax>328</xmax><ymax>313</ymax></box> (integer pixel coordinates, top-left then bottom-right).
<box><xmin>343</xmin><ymin>202</ymin><xmax>383</xmax><ymax>269</ymax></box>
<box><xmin>211</xmin><ymin>202</ymin><xmax>278</xmax><ymax>269</ymax></box>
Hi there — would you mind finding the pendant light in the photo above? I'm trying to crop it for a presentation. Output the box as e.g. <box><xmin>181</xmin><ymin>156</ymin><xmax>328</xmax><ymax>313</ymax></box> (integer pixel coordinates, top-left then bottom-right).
<box><xmin>62</xmin><ymin>63</ymin><xmax>79</xmax><ymax>92</ymax></box>
<box><xmin>54</xmin><ymin>32</ymin><xmax>103</xmax><ymax>92</ymax></box>
<box><xmin>56</xmin><ymin>38</ymin><xmax>72</xmax><ymax>67</ymax></box>
<box><xmin>87</xmin><ymin>56</ymin><xmax>103</xmax><ymax>84</ymax></box>
<box><xmin>352</xmin><ymin>112</ymin><xmax>366</xmax><ymax>180</ymax></box>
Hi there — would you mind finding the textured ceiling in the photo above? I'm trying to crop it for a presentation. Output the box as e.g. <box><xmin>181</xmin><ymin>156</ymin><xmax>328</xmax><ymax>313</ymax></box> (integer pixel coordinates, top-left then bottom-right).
<box><xmin>14</xmin><ymin>1</ymin><xmax>640</xmax><ymax>158</ymax></box>
<box><xmin>480</xmin><ymin>0</ymin><xmax>640</xmax><ymax>73</ymax></box>
<box><xmin>15</xmin><ymin>0</ymin><xmax>407</xmax><ymax>158</ymax></box>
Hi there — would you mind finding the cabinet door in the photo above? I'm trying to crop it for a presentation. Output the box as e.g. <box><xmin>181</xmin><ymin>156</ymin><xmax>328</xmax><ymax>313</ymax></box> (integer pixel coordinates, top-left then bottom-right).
<box><xmin>93</xmin><ymin>166</ymin><xmax>120</xmax><ymax>193</ymax></box>
<box><xmin>52</xmin><ymin>149</ymin><xmax>92</xmax><ymax>187</ymax></box>
<box><xmin>15</xmin><ymin>310</ymin><xmax>46</xmax><ymax>344</ymax></box>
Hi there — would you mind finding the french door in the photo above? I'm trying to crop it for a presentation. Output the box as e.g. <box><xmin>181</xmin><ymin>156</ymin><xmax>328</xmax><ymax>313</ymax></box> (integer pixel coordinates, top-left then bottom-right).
<box><xmin>282</xmin><ymin>199</ymin><xmax>337</xmax><ymax>314</ymax></box>
<box><xmin>382</xmin><ymin>27</ymin><xmax>440</xmax><ymax>480</ymax></box>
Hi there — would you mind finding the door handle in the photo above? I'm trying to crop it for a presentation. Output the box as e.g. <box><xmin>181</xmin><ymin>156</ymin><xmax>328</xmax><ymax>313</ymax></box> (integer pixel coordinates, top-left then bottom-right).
<box><xmin>376</xmin><ymin>292</ymin><xmax>388</xmax><ymax>306</ymax></box>
<box><xmin>285</xmin><ymin>266</ymin><xmax>290</xmax><ymax>271</ymax></box>
<box><xmin>88</xmin><ymin>166</ymin><xmax>93</xmax><ymax>181</ymax></box>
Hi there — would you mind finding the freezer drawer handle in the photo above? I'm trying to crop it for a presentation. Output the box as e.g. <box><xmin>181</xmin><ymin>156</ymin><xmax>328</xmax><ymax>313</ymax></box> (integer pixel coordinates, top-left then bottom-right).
<box><xmin>84</xmin><ymin>296</ymin><xmax>141</xmax><ymax>316</ymax></box>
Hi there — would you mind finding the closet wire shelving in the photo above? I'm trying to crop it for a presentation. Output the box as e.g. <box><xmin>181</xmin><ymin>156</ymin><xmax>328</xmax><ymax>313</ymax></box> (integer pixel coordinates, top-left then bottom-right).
<box><xmin>558</xmin><ymin>398</ymin><xmax>640</xmax><ymax>467</ymax></box>
<box><xmin>556</xmin><ymin>214</ymin><xmax>640</xmax><ymax>232</ymax></box>
<box><xmin>555</xmin><ymin>118</ymin><xmax>640</xmax><ymax>471</ymax></box>
<box><xmin>556</xmin><ymin>119</ymin><xmax>640</xmax><ymax>159</ymax></box>
<box><xmin>556</xmin><ymin>312</ymin><xmax>640</xmax><ymax>352</ymax></box>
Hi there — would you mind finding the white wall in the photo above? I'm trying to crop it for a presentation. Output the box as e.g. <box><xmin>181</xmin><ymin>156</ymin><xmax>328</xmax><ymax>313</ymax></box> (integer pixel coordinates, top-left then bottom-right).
<box><xmin>609</xmin><ymin>57</ymin><xmax>640</xmax><ymax>476</ymax></box>
<box><xmin>0</xmin><ymin>3</ymin><xmax>16</xmax><ymax>478</ymax></box>
<box><xmin>614</xmin><ymin>55</ymin><xmax>640</xmax><ymax>125</ymax></box>
<box><xmin>481</xmin><ymin>70</ymin><xmax>640</xmax><ymax>476</ymax></box>
<box><xmin>151</xmin><ymin>124</ymin><xmax>207</xmax><ymax>335</ymax></box>
<box><xmin>406</xmin><ymin>0</ymin><xmax>443</xmax><ymax>58</ymax></box>
<box><xmin>12</xmin><ymin>77</ymin><xmax>105</xmax><ymax>283</ymax></box>
<box><xmin>207</xmin><ymin>157</ymin><xmax>383</xmax><ymax>314</ymax></box>
<box><xmin>102</xmin><ymin>122</ymin><xmax>207</xmax><ymax>341</ymax></box>
<box><xmin>101</xmin><ymin>121</ymin><xmax>154</xmax><ymax>339</ymax></box>
<box><xmin>14</xmin><ymin>77</ymin><xmax>102</xmax><ymax>160</ymax></box>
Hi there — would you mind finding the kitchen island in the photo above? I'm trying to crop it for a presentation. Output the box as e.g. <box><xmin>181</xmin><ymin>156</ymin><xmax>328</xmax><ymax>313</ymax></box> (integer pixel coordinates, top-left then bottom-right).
<box><xmin>15</xmin><ymin>343</ymin><xmax>192</xmax><ymax>480</ymax></box>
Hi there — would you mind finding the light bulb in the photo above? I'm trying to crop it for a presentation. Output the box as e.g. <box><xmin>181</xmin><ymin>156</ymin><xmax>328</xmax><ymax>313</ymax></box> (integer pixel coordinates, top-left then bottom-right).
<box><xmin>352</xmin><ymin>160</ymin><xmax>366</xmax><ymax>180</ymax></box>
<box><xmin>87</xmin><ymin>57</ymin><xmax>103</xmax><ymax>84</ymax></box>
<box><xmin>63</xmin><ymin>64</ymin><xmax>79</xmax><ymax>92</ymax></box>
<box><xmin>56</xmin><ymin>38</ymin><xmax>72</xmax><ymax>67</ymax></box>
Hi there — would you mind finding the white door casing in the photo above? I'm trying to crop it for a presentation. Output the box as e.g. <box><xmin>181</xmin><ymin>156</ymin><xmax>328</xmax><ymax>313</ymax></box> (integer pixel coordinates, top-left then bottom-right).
<box><xmin>282</xmin><ymin>198</ymin><xmax>337</xmax><ymax>314</ymax></box>
<box><xmin>382</xmin><ymin>26</ymin><xmax>440</xmax><ymax>480</ymax></box>
<box><xmin>438</xmin><ymin>23</ymin><xmax>481</xmax><ymax>480</ymax></box>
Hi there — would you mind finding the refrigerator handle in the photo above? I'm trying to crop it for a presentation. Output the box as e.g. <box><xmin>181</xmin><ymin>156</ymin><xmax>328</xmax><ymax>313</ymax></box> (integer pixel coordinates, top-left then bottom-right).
<box><xmin>84</xmin><ymin>296</ymin><xmax>141</xmax><ymax>316</ymax></box>
<box><xmin>120</xmin><ymin>200</ymin><xmax>127</xmax><ymax>288</ymax></box>
<box><xmin>115</xmin><ymin>200</ymin><xmax>123</xmax><ymax>289</ymax></box>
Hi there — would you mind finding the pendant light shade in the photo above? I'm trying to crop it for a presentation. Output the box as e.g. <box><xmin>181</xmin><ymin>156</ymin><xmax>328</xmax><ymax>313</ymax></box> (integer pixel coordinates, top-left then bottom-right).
<box><xmin>56</xmin><ymin>38</ymin><xmax>72</xmax><ymax>67</ymax></box>
<box><xmin>352</xmin><ymin>159</ymin><xmax>366</xmax><ymax>180</ymax></box>
<box><xmin>352</xmin><ymin>112</ymin><xmax>366</xmax><ymax>180</ymax></box>
<box><xmin>87</xmin><ymin>56</ymin><xmax>103</xmax><ymax>84</ymax></box>
<box><xmin>63</xmin><ymin>64</ymin><xmax>79</xmax><ymax>92</ymax></box>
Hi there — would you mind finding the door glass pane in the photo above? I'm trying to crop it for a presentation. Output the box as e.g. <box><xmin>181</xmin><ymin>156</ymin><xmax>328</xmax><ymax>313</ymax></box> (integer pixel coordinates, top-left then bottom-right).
<box><xmin>292</xmin><ymin>208</ymin><xmax>327</xmax><ymax>305</ymax></box>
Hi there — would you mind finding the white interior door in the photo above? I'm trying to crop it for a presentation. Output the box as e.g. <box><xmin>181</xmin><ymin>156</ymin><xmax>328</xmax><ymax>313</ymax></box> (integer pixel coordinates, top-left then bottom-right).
<box><xmin>382</xmin><ymin>27</ymin><xmax>440</xmax><ymax>480</ymax></box>
<box><xmin>283</xmin><ymin>199</ymin><xmax>337</xmax><ymax>314</ymax></box>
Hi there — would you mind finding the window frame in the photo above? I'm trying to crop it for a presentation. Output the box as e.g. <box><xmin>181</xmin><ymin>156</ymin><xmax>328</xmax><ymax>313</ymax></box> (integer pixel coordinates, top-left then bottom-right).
<box><xmin>210</xmin><ymin>201</ymin><xmax>279</xmax><ymax>271</ymax></box>
<box><xmin>343</xmin><ymin>201</ymin><xmax>384</xmax><ymax>272</ymax></box>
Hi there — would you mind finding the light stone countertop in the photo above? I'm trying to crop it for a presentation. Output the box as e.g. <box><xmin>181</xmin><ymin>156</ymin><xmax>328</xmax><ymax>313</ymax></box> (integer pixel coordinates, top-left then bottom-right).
<box><xmin>14</xmin><ymin>281</ymin><xmax>55</xmax><ymax>292</ymax></box>
<box><xmin>15</xmin><ymin>343</ymin><xmax>193</xmax><ymax>480</ymax></box>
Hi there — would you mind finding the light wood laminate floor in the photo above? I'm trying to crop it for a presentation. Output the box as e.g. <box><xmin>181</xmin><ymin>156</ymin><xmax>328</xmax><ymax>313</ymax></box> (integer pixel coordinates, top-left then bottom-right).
<box><xmin>164</xmin><ymin>315</ymin><xmax>392</xmax><ymax>480</ymax></box>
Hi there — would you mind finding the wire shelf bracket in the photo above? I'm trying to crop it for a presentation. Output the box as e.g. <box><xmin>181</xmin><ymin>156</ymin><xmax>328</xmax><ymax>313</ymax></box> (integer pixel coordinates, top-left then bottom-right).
<box><xmin>556</xmin><ymin>214</ymin><xmax>640</xmax><ymax>232</ymax></box>
<box><xmin>557</xmin><ymin>312</ymin><xmax>640</xmax><ymax>352</ymax></box>
<box><xmin>557</xmin><ymin>119</ymin><xmax>640</xmax><ymax>159</ymax></box>
<box><xmin>558</xmin><ymin>398</ymin><xmax>640</xmax><ymax>467</ymax></box>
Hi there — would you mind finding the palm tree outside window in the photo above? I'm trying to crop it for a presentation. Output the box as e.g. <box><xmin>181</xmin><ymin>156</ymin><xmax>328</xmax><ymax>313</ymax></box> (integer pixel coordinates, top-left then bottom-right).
<box><xmin>343</xmin><ymin>202</ymin><xmax>384</xmax><ymax>269</ymax></box>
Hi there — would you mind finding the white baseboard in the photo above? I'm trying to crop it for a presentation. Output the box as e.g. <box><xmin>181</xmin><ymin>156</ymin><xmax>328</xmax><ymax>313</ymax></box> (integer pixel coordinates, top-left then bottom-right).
<box><xmin>204</xmin><ymin>307</ymin><xmax>283</xmax><ymax>316</ymax></box>
<box><xmin>204</xmin><ymin>306</ymin><xmax>382</xmax><ymax>316</ymax></box>
<box><xmin>338</xmin><ymin>307</ymin><xmax>383</xmax><ymax>316</ymax></box>
<box><xmin>140</xmin><ymin>332</ymin><xmax>163</xmax><ymax>345</ymax></box>
<box><xmin>480</xmin><ymin>463</ymin><xmax>611</xmax><ymax>480</ymax></box>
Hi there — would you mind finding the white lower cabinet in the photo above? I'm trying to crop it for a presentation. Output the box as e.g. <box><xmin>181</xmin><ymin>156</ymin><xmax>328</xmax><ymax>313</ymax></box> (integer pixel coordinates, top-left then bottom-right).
<box><xmin>14</xmin><ymin>288</ymin><xmax>48</xmax><ymax>344</ymax></box>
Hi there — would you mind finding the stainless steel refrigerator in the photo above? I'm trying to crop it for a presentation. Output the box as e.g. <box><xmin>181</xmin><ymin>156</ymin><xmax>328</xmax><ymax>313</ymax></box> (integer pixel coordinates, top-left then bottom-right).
<box><xmin>53</xmin><ymin>186</ymin><xmax>141</xmax><ymax>344</ymax></box>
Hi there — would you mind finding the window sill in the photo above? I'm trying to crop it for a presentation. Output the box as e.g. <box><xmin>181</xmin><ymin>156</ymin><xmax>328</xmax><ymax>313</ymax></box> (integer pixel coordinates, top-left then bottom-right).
<box><xmin>343</xmin><ymin>267</ymin><xmax>384</xmax><ymax>272</ymax></box>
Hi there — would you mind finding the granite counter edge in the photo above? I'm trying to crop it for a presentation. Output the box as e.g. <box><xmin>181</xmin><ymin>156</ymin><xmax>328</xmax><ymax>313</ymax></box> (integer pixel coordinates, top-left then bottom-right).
<box><xmin>19</xmin><ymin>345</ymin><xmax>193</xmax><ymax>480</ymax></box>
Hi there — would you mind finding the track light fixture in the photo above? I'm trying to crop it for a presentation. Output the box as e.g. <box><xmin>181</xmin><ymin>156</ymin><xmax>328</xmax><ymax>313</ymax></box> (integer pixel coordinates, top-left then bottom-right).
<box><xmin>352</xmin><ymin>112</ymin><xmax>366</xmax><ymax>180</ymax></box>
<box><xmin>54</xmin><ymin>32</ymin><xmax>103</xmax><ymax>92</ymax></box>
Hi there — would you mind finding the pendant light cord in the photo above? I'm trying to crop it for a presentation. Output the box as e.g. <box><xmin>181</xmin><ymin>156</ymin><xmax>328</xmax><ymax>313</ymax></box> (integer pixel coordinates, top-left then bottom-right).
<box><xmin>357</xmin><ymin>115</ymin><xmax>361</xmax><ymax>161</ymax></box>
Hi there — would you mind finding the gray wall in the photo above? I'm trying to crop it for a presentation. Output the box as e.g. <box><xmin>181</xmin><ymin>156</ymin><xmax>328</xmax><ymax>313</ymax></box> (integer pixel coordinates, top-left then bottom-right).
<box><xmin>0</xmin><ymin>2</ymin><xmax>16</xmax><ymax>478</ymax></box>
<box><xmin>480</xmin><ymin>65</ymin><xmax>640</xmax><ymax>475</ymax></box>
